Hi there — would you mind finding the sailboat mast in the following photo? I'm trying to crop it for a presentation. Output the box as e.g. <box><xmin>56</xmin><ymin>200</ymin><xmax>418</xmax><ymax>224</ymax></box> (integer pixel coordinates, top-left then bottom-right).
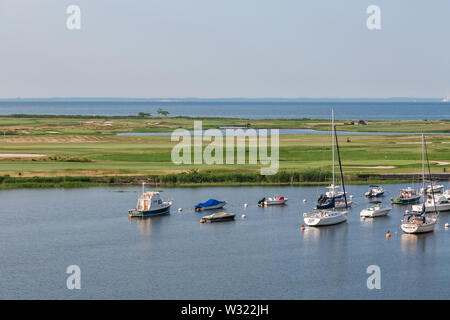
<box><xmin>334</xmin><ymin>125</ymin><xmax>348</xmax><ymax>208</ymax></box>
<box><xmin>422</xmin><ymin>134</ymin><xmax>425</xmax><ymax>192</ymax></box>
<box><xmin>332</xmin><ymin>107</ymin><xmax>335</xmax><ymax>187</ymax></box>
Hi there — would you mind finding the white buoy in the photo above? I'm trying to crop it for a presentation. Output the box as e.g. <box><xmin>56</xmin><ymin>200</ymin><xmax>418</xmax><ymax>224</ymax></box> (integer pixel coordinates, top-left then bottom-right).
<box><xmin>445</xmin><ymin>223</ymin><xmax>449</xmax><ymax>228</ymax></box>
<box><xmin>244</xmin><ymin>203</ymin><xmax>248</xmax><ymax>208</ymax></box>
<box><xmin>405</xmin><ymin>210</ymin><xmax>410</xmax><ymax>214</ymax></box>
<box><xmin>303</xmin><ymin>199</ymin><xmax>307</xmax><ymax>203</ymax></box>
<box><xmin>178</xmin><ymin>208</ymin><xmax>182</xmax><ymax>212</ymax></box>
<box><xmin>242</xmin><ymin>214</ymin><xmax>246</xmax><ymax>220</ymax></box>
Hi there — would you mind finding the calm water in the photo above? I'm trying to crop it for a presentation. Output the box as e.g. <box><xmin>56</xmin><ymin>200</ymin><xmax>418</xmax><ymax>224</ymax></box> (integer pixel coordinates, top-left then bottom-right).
<box><xmin>0</xmin><ymin>100</ymin><xmax>449</xmax><ymax>120</ymax></box>
<box><xmin>1</xmin><ymin>184</ymin><xmax>449</xmax><ymax>299</ymax></box>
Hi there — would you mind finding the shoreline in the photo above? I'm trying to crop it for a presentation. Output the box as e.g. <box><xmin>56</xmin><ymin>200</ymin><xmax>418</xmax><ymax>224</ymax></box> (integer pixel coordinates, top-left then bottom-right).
<box><xmin>1</xmin><ymin>173</ymin><xmax>448</xmax><ymax>190</ymax></box>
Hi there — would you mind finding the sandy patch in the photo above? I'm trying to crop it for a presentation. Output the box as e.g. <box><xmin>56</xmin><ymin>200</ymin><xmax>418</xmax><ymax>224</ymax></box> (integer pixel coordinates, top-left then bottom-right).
<box><xmin>0</xmin><ymin>153</ymin><xmax>47</xmax><ymax>158</ymax></box>
<box><xmin>435</xmin><ymin>161</ymin><xmax>450</xmax><ymax>166</ymax></box>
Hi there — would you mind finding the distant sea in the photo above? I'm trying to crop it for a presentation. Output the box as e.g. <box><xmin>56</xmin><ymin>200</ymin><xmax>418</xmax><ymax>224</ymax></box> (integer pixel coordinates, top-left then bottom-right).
<box><xmin>0</xmin><ymin>99</ymin><xmax>448</xmax><ymax>120</ymax></box>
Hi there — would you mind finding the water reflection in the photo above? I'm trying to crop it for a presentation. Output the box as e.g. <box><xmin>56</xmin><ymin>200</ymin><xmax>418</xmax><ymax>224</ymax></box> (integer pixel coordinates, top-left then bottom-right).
<box><xmin>401</xmin><ymin>232</ymin><xmax>435</xmax><ymax>254</ymax></box>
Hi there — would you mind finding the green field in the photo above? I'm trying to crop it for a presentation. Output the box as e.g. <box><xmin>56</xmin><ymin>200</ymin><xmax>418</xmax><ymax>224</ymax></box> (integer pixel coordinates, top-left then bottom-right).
<box><xmin>1</xmin><ymin>115</ymin><xmax>449</xmax><ymax>188</ymax></box>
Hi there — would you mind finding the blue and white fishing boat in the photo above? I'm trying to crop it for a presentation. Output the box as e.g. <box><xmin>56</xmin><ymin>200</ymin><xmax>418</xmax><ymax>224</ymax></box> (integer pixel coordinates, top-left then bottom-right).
<box><xmin>128</xmin><ymin>183</ymin><xmax>173</xmax><ymax>217</ymax></box>
<box><xmin>194</xmin><ymin>199</ymin><xmax>226</xmax><ymax>212</ymax></box>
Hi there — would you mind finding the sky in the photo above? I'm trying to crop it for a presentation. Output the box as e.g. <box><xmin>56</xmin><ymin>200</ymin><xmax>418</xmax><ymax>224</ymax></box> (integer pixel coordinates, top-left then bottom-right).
<box><xmin>0</xmin><ymin>0</ymin><xmax>449</xmax><ymax>99</ymax></box>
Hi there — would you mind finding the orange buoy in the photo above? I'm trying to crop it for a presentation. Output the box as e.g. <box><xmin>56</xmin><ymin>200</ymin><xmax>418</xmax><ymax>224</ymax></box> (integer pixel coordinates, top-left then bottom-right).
<box><xmin>301</xmin><ymin>225</ymin><xmax>305</xmax><ymax>231</ymax></box>
<box><xmin>386</xmin><ymin>231</ymin><xmax>391</xmax><ymax>239</ymax></box>
<box><xmin>200</xmin><ymin>219</ymin><xmax>205</xmax><ymax>224</ymax></box>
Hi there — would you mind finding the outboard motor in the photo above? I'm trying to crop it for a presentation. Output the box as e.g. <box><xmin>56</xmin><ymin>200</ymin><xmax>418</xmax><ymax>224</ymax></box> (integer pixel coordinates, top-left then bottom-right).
<box><xmin>257</xmin><ymin>197</ymin><xmax>266</xmax><ymax>206</ymax></box>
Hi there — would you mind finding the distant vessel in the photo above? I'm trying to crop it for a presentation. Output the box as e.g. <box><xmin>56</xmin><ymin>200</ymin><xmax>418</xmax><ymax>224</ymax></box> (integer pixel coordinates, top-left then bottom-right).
<box><xmin>442</xmin><ymin>96</ymin><xmax>450</xmax><ymax>103</ymax></box>
<box><xmin>128</xmin><ymin>182</ymin><xmax>173</xmax><ymax>217</ymax></box>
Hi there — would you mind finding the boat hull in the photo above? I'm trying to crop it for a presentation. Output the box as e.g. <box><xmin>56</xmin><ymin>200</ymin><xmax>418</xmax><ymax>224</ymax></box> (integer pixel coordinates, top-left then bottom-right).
<box><xmin>401</xmin><ymin>222</ymin><xmax>436</xmax><ymax>234</ymax></box>
<box><xmin>195</xmin><ymin>202</ymin><xmax>226</xmax><ymax>211</ymax></box>
<box><xmin>304</xmin><ymin>211</ymin><xmax>347</xmax><ymax>226</ymax></box>
<box><xmin>391</xmin><ymin>196</ymin><xmax>420</xmax><ymax>204</ymax></box>
<box><xmin>360</xmin><ymin>208</ymin><xmax>391</xmax><ymax>218</ymax></box>
<box><xmin>263</xmin><ymin>199</ymin><xmax>287</xmax><ymax>206</ymax></box>
<box><xmin>129</xmin><ymin>205</ymin><xmax>171</xmax><ymax>217</ymax></box>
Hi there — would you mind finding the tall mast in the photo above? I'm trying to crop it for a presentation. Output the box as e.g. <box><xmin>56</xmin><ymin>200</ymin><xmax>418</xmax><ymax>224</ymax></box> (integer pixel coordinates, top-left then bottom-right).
<box><xmin>334</xmin><ymin>125</ymin><xmax>348</xmax><ymax>208</ymax></box>
<box><xmin>422</xmin><ymin>134</ymin><xmax>425</xmax><ymax>192</ymax></box>
<box><xmin>331</xmin><ymin>107</ymin><xmax>335</xmax><ymax>187</ymax></box>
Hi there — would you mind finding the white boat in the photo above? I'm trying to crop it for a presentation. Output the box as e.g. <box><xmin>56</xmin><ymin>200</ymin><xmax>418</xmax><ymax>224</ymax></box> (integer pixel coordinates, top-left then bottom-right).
<box><xmin>305</xmin><ymin>108</ymin><xmax>350</xmax><ymax>227</ymax></box>
<box><xmin>128</xmin><ymin>183</ymin><xmax>173</xmax><ymax>217</ymax></box>
<box><xmin>304</xmin><ymin>209</ymin><xmax>348</xmax><ymax>226</ymax></box>
<box><xmin>412</xmin><ymin>194</ymin><xmax>450</xmax><ymax>213</ymax></box>
<box><xmin>360</xmin><ymin>201</ymin><xmax>391</xmax><ymax>217</ymax></box>
<box><xmin>443</xmin><ymin>189</ymin><xmax>450</xmax><ymax>200</ymax></box>
<box><xmin>365</xmin><ymin>185</ymin><xmax>385</xmax><ymax>197</ymax></box>
<box><xmin>401</xmin><ymin>213</ymin><xmax>438</xmax><ymax>234</ymax></box>
<box><xmin>401</xmin><ymin>135</ymin><xmax>438</xmax><ymax>234</ymax></box>
<box><xmin>258</xmin><ymin>196</ymin><xmax>288</xmax><ymax>206</ymax></box>
<box><xmin>420</xmin><ymin>183</ymin><xmax>444</xmax><ymax>194</ymax></box>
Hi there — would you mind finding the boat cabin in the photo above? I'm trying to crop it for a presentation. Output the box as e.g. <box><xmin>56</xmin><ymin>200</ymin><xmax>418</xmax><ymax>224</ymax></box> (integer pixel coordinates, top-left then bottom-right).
<box><xmin>136</xmin><ymin>192</ymin><xmax>163</xmax><ymax>211</ymax></box>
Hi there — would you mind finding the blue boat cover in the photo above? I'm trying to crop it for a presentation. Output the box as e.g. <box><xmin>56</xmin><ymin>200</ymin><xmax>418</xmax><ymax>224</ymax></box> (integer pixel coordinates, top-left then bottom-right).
<box><xmin>195</xmin><ymin>199</ymin><xmax>223</xmax><ymax>208</ymax></box>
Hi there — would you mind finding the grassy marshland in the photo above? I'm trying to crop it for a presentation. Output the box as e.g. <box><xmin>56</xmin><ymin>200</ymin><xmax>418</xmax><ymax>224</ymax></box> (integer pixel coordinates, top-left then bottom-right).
<box><xmin>0</xmin><ymin>115</ymin><xmax>449</xmax><ymax>188</ymax></box>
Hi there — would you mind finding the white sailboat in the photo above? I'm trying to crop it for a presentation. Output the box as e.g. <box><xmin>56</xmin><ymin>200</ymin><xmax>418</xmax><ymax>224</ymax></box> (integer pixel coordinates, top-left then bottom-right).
<box><xmin>305</xmin><ymin>108</ymin><xmax>349</xmax><ymax>227</ymax></box>
<box><xmin>401</xmin><ymin>135</ymin><xmax>438</xmax><ymax>234</ymax></box>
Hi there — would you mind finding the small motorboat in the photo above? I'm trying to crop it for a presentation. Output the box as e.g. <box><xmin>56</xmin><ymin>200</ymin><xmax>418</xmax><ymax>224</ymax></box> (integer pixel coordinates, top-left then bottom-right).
<box><xmin>194</xmin><ymin>199</ymin><xmax>226</xmax><ymax>212</ymax></box>
<box><xmin>360</xmin><ymin>201</ymin><xmax>391</xmax><ymax>218</ymax></box>
<box><xmin>200</xmin><ymin>212</ymin><xmax>236</xmax><ymax>223</ymax></box>
<box><xmin>365</xmin><ymin>185</ymin><xmax>385</xmax><ymax>197</ymax></box>
<box><xmin>128</xmin><ymin>183</ymin><xmax>172</xmax><ymax>217</ymax></box>
<box><xmin>420</xmin><ymin>183</ymin><xmax>444</xmax><ymax>194</ymax></box>
<box><xmin>391</xmin><ymin>187</ymin><xmax>421</xmax><ymax>204</ymax></box>
<box><xmin>258</xmin><ymin>196</ymin><xmax>288</xmax><ymax>206</ymax></box>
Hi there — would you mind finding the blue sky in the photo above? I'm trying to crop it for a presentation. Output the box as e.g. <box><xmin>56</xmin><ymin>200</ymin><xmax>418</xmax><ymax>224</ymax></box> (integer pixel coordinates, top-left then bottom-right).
<box><xmin>0</xmin><ymin>0</ymin><xmax>448</xmax><ymax>98</ymax></box>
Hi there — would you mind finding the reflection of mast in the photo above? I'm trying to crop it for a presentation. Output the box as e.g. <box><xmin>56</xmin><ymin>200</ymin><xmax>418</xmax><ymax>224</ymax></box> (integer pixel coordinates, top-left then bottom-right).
<box><xmin>142</xmin><ymin>181</ymin><xmax>146</xmax><ymax>194</ymax></box>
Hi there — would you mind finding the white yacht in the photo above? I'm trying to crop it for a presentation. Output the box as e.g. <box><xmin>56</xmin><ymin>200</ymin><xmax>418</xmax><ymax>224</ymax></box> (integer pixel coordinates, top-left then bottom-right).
<box><xmin>360</xmin><ymin>201</ymin><xmax>391</xmax><ymax>218</ymax></box>
<box><xmin>412</xmin><ymin>194</ymin><xmax>450</xmax><ymax>213</ymax></box>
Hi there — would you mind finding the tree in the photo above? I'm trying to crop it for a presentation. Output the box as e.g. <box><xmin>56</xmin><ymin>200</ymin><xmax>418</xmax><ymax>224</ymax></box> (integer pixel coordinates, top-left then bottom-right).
<box><xmin>157</xmin><ymin>108</ymin><xmax>170</xmax><ymax>116</ymax></box>
<box><xmin>138</xmin><ymin>112</ymin><xmax>151</xmax><ymax>117</ymax></box>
